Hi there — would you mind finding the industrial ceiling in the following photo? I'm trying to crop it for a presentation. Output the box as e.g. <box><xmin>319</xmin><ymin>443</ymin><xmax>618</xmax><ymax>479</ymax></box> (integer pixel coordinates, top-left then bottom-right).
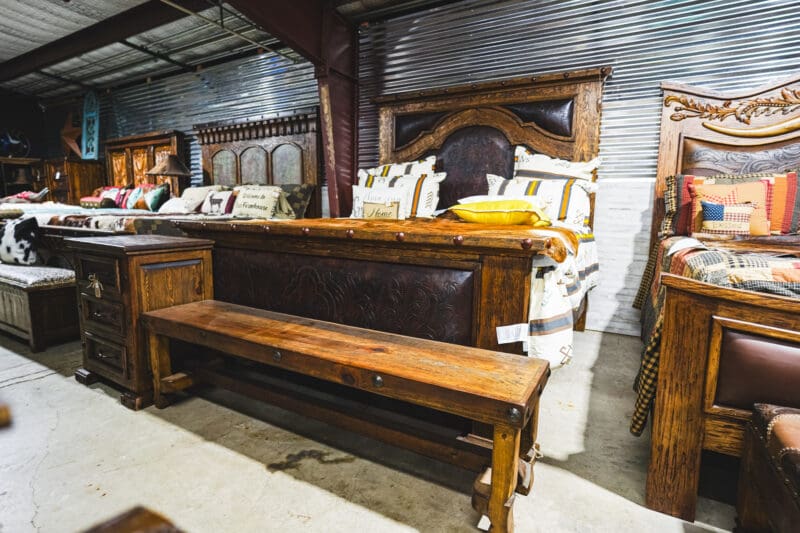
<box><xmin>0</xmin><ymin>0</ymin><xmax>454</xmax><ymax>100</ymax></box>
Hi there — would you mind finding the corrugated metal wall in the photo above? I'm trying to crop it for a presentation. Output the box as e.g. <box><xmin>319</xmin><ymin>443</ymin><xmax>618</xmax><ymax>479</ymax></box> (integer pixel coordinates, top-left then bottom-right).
<box><xmin>358</xmin><ymin>0</ymin><xmax>800</xmax><ymax>336</ymax></box>
<box><xmin>103</xmin><ymin>50</ymin><xmax>318</xmax><ymax>185</ymax></box>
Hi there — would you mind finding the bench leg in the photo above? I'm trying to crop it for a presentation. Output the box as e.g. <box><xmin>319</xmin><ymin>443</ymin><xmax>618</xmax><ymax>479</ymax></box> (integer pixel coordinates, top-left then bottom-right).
<box><xmin>488</xmin><ymin>423</ymin><xmax>521</xmax><ymax>533</ymax></box>
<box><xmin>517</xmin><ymin>396</ymin><xmax>541</xmax><ymax>496</ymax></box>
<box><xmin>147</xmin><ymin>331</ymin><xmax>171</xmax><ymax>409</ymax></box>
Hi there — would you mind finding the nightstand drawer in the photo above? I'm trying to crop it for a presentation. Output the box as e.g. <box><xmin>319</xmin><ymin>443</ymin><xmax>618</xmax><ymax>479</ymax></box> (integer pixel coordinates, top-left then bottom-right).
<box><xmin>80</xmin><ymin>296</ymin><xmax>124</xmax><ymax>336</ymax></box>
<box><xmin>77</xmin><ymin>255</ymin><xmax>121</xmax><ymax>298</ymax></box>
<box><xmin>84</xmin><ymin>332</ymin><xmax>128</xmax><ymax>381</ymax></box>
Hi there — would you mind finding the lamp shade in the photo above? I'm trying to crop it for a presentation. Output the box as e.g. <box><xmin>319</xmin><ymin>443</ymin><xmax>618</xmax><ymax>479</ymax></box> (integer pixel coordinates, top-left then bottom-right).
<box><xmin>146</xmin><ymin>154</ymin><xmax>191</xmax><ymax>177</ymax></box>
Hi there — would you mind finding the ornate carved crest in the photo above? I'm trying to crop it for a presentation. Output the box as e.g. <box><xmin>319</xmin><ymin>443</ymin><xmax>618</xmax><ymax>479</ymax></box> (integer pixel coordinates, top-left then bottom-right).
<box><xmin>665</xmin><ymin>87</ymin><xmax>800</xmax><ymax>123</ymax></box>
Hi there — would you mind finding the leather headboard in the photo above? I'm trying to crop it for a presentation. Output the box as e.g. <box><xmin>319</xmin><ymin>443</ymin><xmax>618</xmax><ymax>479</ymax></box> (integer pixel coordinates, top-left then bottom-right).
<box><xmin>650</xmin><ymin>75</ymin><xmax>800</xmax><ymax>249</ymax></box>
<box><xmin>376</xmin><ymin>67</ymin><xmax>612</xmax><ymax>211</ymax></box>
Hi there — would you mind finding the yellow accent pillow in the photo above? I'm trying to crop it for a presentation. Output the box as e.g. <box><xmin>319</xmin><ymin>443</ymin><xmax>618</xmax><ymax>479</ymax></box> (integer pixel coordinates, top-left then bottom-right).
<box><xmin>448</xmin><ymin>199</ymin><xmax>551</xmax><ymax>226</ymax></box>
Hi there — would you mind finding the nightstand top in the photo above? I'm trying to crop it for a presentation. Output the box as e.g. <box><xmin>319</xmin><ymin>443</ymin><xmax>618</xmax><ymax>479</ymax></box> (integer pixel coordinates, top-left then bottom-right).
<box><xmin>63</xmin><ymin>234</ymin><xmax>214</xmax><ymax>255</ymax></box>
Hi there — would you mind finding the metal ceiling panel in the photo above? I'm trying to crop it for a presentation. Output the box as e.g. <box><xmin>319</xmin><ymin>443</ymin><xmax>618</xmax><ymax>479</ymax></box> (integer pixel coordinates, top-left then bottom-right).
<box><xmin>0</xmin><ymin>0</ymin><xmax>151</xmax><ymax>62</ymax></box>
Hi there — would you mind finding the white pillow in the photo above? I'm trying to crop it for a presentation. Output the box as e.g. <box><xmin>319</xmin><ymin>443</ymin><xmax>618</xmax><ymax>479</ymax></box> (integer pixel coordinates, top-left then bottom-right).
<box><xmin>231</xmin><ymin>185</ymin><xmax>295</xmax><ymax>219</ymax></box>
<box><xmin>487</xmin><ymin>174</ymin><xmax>595</xmax><ymax>227</ymax></box>
<box><xmin>201</xmin><ymin>190</ymin><xmax>235</xmax><ymax>214</ymax></box>
<box><xmin>513</xmin><ymin>146</ymin><xmax>600</xmax><ymax>181</ymax></box>
<box><xmin>357</xmin><ymin>155</ymin><xmax>437</xmax><ymax>184</ymax></box>
<box><xmin>352</xmin><ymin>173</ymin><xmax>446</xmax><ymax>219</ymax></box>
<box><xmin>180</xmin><ymin>185</ymin><xmax>226</xmax><ymax>212</ymax></box>
<box><xmin>157</xmin><ymin>197</ymin><xmax>192</xmax><ymax>214</ymax></box>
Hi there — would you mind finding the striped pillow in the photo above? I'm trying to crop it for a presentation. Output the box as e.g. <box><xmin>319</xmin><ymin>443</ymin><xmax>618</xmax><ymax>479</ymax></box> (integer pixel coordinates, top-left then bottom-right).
<box><xmin>351</xmin><ymin>172</ymin><xmax>447</xmax><ymax>219</ymax></box>
<box><xmin>487</xmin><ymin>173</ymin><xmax>594</xmax><ymax>227</ymax></box>
<box><xmin>513</xmin><ymin>146</ymin><xmax>600</xmax><ymax>181</ymax></box>
<box><xmin>358</xmin><ymin>155</ymin><xmax>436</xmax><ymax>182</ymax></box>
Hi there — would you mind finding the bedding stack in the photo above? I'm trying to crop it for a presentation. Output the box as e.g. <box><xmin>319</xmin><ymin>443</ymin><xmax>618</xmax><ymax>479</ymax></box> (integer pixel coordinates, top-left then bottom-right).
<box><xmin>353</xmin><ymin>148</ymin><xmax>601</xmax><ymax>368</ymax></box>
<box><xmin>631</xmin><ymin>170</ymin><xmax>800</xmax><ymax>435</ymax></box>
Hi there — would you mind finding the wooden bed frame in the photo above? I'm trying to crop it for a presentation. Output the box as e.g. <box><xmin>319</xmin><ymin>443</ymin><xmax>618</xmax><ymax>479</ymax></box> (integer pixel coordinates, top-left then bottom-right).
<box><xmin>644</xmin><ymin>75</ymin><xmax>800</xmax><ymax>520</ymax></box>
<box><xmin>177</xmin><ymin>66</ymin><xmax>611</xmax><ymax>470</ymax></box>
<box><xmin>194</xmin><ymin>108</ymin><xmax>321</xmax><ymax>217</ymax></box>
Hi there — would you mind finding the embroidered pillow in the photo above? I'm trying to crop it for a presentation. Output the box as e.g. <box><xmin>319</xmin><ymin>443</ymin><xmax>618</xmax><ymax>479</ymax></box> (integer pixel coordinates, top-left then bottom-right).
<box><xmin>358</xmin><ymin>172</ymin><xmax>446</xmax><ymax>218</ymax></box>
<box><xmin>699</xmin><ymin>201</ymin><xmax>754</xmax><ymax>235</ymax></box>
<box><xmin>689</xmin><ymin>180</ymin><xmax>770</xmax><ymax>235</ymax></box>
<box><xmin>513</xmin><ymin>146</ymin><xmax>601</xmax><ymax>181</ymax></box>
<box><xmin>0</xmin><ymin>217</ymin><xmax>39</xmax><ymax>265</ymax></box>
<box><xmin>357</xmin><ymin>155</ymin><xmax>436</xmax><ymax>183</ymax></box>
<box><xmin>486</xmin><ymin>174</ymin><xmax>594</xmax><ymax>227</ymax></box>
<box><xmin>231</xmin><ymin>185</ymin><xmax>295</xmax><ymax>219</ymax></box>
<box><xmin>350</xmin><ymin>185</ymin><xmax>408</xmax><ymax>219</ymax></box>
<box><xmin>201</xmin><ymin>190</ymin><xmax>236</xmax><ymax>215</ymax></box>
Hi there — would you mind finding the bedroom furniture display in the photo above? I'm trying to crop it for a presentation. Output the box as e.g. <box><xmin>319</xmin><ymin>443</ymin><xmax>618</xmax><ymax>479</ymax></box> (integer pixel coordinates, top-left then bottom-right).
<box><xmin>104</xmin><ymin>130</ymin><xmax>187</xmax><ymax>196</ymax></box>
<box><xmin>178</xmin><ymin>66</ymin><xmax>610</xmax><ymax>469</ymax></box>
<box><xmin>65</xmin><ymin>235</ymin><xmax>213</xmax><ymax>410</ymax></box>
<box><xmin>736</xmin><ymin>404</ymin><xmax>800</xmax><ymax>533</ymax></box>
<box><xmin>143</xmin><ymin>300</ymin><xmax>549</xmax><ymax>533</ymax></box>
<box><xmin>0</xmin><ymin>264</ymin><xmax>79</xmax><ymax>351</ymax></box>
<box><xmin>195</xmin><ymin>108</ymin><xmax>321</xmax><ymax>218</ymax></box>
<box><xmin>0</xmin><ymin>157</ymin><xmax>44</xmax><ymax>197</ymax></box>
<box><xmin>636</xmin><ymin>75</ymin><xmax>800</xmax><ymax>521</ymax></box>
<box><xmin>43</xmin><ymin>157</ymin><xmax>105</xmax><ymax>204</ymax></box>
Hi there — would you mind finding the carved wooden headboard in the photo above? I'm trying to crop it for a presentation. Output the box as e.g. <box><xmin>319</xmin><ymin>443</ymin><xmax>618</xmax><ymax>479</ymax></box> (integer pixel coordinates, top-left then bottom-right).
<box><xmin>375</xmin><ymin>67</ymin><xmax>612</xmax><ymax>212</ymax></box>
<box><xmin>651</xmin><ymin>74</ymin><xmax>800</xmax><ymax>249</ymax></box>
<box><xmin>195</xmin><ymin>108</ymin><xmax>321</xmax><ymax>217</ymax></box>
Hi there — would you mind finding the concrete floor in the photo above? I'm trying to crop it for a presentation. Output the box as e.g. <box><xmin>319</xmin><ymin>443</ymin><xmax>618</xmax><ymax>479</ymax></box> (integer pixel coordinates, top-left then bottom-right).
<box><xmin>0</xmin><ymin>330</ymin><xmax>735</xmax><ymax>532</ymax></box>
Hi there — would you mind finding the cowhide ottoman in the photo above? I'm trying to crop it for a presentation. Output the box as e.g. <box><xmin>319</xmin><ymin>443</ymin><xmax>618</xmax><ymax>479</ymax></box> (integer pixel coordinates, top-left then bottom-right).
<box><xmin>737</xmin><ymin>403</ymin><xmax>800</xmax><ymax>533</ymax></box>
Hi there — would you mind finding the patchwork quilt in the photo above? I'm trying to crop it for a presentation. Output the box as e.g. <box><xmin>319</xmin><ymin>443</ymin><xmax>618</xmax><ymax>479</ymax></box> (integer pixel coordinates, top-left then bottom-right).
<box><xmin>630</xmin><ymin>236</ymin><xmax>800</xmax><ymax>435</ymax></box>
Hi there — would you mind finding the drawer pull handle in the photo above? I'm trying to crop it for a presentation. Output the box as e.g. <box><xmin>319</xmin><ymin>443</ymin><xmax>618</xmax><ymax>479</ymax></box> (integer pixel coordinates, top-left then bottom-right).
<box><xmin>96</xmin><ymin>350</ymin><xmax>107</xmax><ymax>360</ymax></box>
<box><xmin>91</xmin><ymin>311</ymin><xmax>103</xmax><ymax>320</ymax></box>
<box><xmin>88</xmin><ymin>274</ymin><xmax>104</xmax><ymax>298</ymax></box>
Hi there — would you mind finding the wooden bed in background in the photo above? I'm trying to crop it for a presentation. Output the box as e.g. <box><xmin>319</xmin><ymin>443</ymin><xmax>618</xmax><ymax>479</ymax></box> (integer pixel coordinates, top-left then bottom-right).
<box><xmin>641</xmin><ymin>75</ymin><xmax>800</xmax><ymax>521</ymax></box>
<box><xmin>195</xmin><ymin>108</ymin><xmax>321</xmax><ymax>217</ymax></box>
<box><xmin>176</xmin><ymin>66</ymin><xmax>611</xmax><ymax>472</ymax></box>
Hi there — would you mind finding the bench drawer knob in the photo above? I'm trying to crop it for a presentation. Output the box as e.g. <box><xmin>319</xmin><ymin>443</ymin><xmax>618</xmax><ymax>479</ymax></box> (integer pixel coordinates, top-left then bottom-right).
<box><xmin>372</xmin><ymin>374</ymin><xmax>384</xmax><ymax>388</ymax></box>
<box><xmin>273</xmin><ymin>350</ymin><xmax>282</xmax><ymax>362</ymax></box>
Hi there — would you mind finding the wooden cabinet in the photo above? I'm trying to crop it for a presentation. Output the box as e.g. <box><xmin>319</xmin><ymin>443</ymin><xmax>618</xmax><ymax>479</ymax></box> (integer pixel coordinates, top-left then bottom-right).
<box><xmin>43</xmin><ymin>158</ymin><xmax>106</xmax><ymax>204</ymax></box>
<box><xmin>104</xmin><ymin>130</ymin><xmax>187</xmax><ymax>196</ymax></box>
<box><xmin>65</xmin><ymin>235</ymin><xmax>213</xmax><ymax>409</ymax></box>
<box><xmin>0</xmin><ymin>157</ymin><xmax>45</xmax><ymax>197</ymax></box>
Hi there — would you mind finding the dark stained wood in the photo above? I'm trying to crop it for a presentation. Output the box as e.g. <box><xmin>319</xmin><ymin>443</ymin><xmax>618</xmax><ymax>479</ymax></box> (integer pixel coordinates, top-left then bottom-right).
<box><xmin>195</xmin><ymin>109</ymin><xmax>321</xmax><ymax>217</ymax></box>
<box><xmin>0</xmin><ymin>403</ymin><xmax>10</xmax><ymax>428</ymax></box>
<box><xmin>43</xmin><ymin>158</ymin><xmax>106</xmax><ymax>205</ymax></box>
<box><xmin>646</xmin><ymin>274</ymin><xmax>800</xmax><ymax>521</ymax></box>
<box><xmin>66</xmin><ymin>235</ymin><xmax>213</xmax><ymax>409</ymax></box>
<box><xmin>82</xmin><ymin>505</ymin><xmax>182</xmax><ymax>533</ymax></box>
<box><xmin>228</xmin><ymin>0</ymin><xmax>357</xmax><ymax>216</ymax></box>
<box><xmin>0</xmin><ymin>0</ymin><xmax>209</xmax><ymax>83</ymax></box>
<box><xmin>0</xmin><ymin>278</ymin><xmax>78</xmax><ymax>352</ymax></box>
<box><xmin>144</xmin><ymin>299</ymin><xmax>548</xmax><ymax>532</ymax></box>
<box><xmin>104</xmin><ymin>130</ymin><xmax>186</xmax><ymax>195</ymax></box>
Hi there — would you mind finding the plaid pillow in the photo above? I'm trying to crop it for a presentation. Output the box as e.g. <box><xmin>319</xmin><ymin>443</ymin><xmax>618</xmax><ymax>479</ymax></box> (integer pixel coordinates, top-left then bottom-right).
<box><xmin>699</xmin><ymin>201</ymin><xmax>754</xmax><ymax>235</ymax></box>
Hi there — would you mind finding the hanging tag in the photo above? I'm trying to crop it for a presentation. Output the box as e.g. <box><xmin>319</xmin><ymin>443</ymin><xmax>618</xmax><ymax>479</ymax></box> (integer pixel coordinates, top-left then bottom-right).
<box><xmin>496</xmin><ymin>323</ymin><xmax>528</xmax><ymax>344</ymax></box>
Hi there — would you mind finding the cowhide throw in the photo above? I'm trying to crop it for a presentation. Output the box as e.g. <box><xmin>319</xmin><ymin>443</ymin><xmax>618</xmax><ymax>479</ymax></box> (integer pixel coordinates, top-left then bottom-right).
<box><xmin>0</xmin><ymin>217</ymin><xmax>39</xmax><ymax>265</ymax></box>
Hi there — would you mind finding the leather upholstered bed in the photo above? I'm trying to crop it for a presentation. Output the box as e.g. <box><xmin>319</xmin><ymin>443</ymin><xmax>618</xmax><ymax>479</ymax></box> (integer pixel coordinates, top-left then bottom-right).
<box><xmin>175</xmin><ymin>66</ymin><xmax>612</xmax><ymax>470</ymax></box>
<box><xmin>635</xmin><ymin>75</ymin><xmax>800</xmax><ymax>521</ymax></box>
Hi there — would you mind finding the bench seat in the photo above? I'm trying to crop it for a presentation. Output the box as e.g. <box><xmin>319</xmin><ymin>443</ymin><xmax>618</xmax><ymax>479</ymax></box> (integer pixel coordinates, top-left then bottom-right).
<box><xmin>142</xmin><ymin>299</ymin><xmax>550</xmax><ymax>532</ymax></box>
<box><xmin>0</xmin><ymin>264</ymin><xmax>78</xmax><ymax>351</ymax></box>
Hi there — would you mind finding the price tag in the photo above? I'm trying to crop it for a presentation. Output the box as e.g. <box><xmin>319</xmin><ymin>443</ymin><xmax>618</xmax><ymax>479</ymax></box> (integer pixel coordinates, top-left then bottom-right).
<box><xmin>496</xmin><ymin>323</ymin><xmax>528</xmax><ymax>344</ymax></box>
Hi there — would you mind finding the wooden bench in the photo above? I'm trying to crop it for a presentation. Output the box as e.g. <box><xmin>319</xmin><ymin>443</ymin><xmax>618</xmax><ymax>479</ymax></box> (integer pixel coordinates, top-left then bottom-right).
<box><xmin>142</xmin><ymin>300</ymin><xmax>549</xmax><ymax>532</ymax></box>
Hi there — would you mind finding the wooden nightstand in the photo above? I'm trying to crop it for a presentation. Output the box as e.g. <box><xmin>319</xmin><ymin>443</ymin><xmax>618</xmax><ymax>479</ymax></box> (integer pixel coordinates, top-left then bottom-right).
<box><xmin>64</xmin><ymin>235</ymin><xmax>213</xmax><ymax>409</ymax></box>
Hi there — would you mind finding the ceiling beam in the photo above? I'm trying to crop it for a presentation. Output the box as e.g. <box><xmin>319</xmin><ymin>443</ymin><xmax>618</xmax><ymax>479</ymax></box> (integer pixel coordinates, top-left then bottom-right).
<box><xmin>0</xmin><ymin>0</ymin><xmax>209</xmax><ymax>83</ymax></box>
